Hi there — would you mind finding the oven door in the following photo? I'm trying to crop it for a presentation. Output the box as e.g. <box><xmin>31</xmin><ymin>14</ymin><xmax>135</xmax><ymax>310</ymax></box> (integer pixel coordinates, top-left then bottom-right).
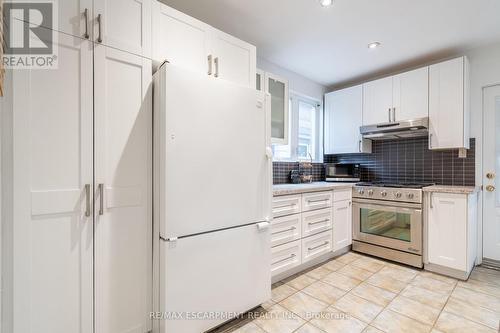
<box><xmin>352</xmin><ymin>198</ymin><xmax>422</xmax><ymax>255</ymax></box>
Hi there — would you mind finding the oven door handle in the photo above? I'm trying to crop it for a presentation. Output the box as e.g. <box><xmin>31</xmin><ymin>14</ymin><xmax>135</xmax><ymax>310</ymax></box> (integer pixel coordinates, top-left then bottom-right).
<box><xmin>352</xmin><ymin>198</ymin><xmax>422</xmax><ymax>210</ymax></box>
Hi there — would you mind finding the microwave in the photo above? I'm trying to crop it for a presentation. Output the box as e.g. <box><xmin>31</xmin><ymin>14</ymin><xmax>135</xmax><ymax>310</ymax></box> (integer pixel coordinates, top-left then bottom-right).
<box><xmin>324</xmin><ymin>163</ymin><xmax>360</xmax><ymax>182</ymax></box>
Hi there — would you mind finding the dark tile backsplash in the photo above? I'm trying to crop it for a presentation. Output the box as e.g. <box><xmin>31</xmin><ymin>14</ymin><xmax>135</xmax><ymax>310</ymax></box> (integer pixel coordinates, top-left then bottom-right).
<box><xmin>273</xmin><ymin>137</ymin><xmax>475</xmax><ymax>186</ymax></box>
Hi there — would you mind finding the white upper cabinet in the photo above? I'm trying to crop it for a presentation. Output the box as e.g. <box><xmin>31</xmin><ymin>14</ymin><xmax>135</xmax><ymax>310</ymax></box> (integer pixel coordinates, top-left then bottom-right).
<box><xmin>324</xmin><ymin>85</ymin><xmax>371</xmax><ymax>154</ymax></box>
<box><xmin>363</xmin><ymin>76</ymin><xmax>394</xmax><ymax>125</ymax></box>
<box><xmin>93</xmin><ymin>0</ymin><xmax>152</xmax><ymax>58</ymax></box>
<box><xmin>152</xmin><ymin>1</ymin><xmax>256</xmax><ymax>88</ymax></box>
<box><xmin>429</xmin><ymin>56</ymin><xmax>470</xmax><ymax>150</ymax></box>
<box><xmin>210</xmin><ymin>28</ymin><xmax>257</xmax><ymax>87</ymax></box>
<box><xmin>152</xmin><ymin>2</ymin><xmax>211</xmax><ymax>74</ymax></box>
<box><xmin>393</xmin><ymin>67</ymin><xmax>429</xmax><ymax>121</ymax></box>
<box><xmin>266</xmin><ymin>72</ymin><xmax>289</xmax><ymax>144</ymax></box>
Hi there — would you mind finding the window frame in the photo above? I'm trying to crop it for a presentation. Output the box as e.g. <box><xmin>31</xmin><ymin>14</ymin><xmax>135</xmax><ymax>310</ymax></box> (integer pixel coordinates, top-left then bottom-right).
<box><xmin>272</xmin><ymin>91</ymin><xmax>323</xmax><ymax>163</ymax></box>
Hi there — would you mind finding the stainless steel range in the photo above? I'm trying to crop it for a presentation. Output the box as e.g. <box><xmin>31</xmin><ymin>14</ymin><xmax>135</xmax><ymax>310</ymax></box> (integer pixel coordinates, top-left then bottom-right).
<box><xmin>352</xmin><ymin>182</ymin><xmax>432</xmax><ymax>268</ymax></box>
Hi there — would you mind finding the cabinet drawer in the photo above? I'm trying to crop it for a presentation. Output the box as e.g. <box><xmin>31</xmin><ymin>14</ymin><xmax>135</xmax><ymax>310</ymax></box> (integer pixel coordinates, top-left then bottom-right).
<box><xmin>333</xmin><ymin>189</ymin><xmax>352</xmax><ymax>202</ymax></box>
<box><xmin>302</xmin><ymin>230</ymin><xmax>333</xmax><ymax>263</ymax></box>
<box><xmin>272</xmin><ymin>195</ymin><xmax>301</xmax><ymax>218</ymax></box>
<box><xmin>302</xmin><ymin>191</ymin><xmax>333</xmax><ymax>212</ymax></box>
<box><xmin>271</xmin><ymin>214</ymin><xmax>301</xmax><ymax>247</ymax></box>
<box><xmin>271</xmin><ymin>240</ymin><xmax>301</xmax><ymax>277</ymax></box>
<box><xmin>302</xmin><ymin>208</ymin><xmax>332</xmax><ymax>238</ymax></box>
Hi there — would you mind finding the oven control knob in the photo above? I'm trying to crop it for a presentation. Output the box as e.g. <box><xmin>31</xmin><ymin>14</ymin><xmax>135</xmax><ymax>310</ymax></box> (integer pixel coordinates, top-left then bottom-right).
<box><xmin>381</xmin><ymin>191</ymin><xmax>387</xmax><ymax>197</ymax></box>
<box><xmin>395</xmin><ymin>192</ymin><xmax>402</xmax><ymax>198</ymax></box>
<box><xmin>368</xmin><ymin>189</ymin><xmax>374</xmax><ymax>196</ymax></box>
<box><xmin>357</xmin><ymin>188</ymin><xmax>365</xmax><ymax>195</ymax></box>
<box><xmin>407</xmin><ymin>193</ymin><xmax>415</xmax><ymax>199</ymax></box>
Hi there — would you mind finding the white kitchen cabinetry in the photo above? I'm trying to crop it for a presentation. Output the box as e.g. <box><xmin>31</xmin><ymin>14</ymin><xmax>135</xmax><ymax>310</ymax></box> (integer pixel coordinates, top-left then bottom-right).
<box><xmin>266</xmin><ymin>72</ymin><xmax>290</xmax><ymax>144</ymax></box>
<box><xmin>333</xmin><ymin>191</ymin><xmax>353</xmax><ymax>252</ymax></box>
<box><xmin>363</xmin><ymin>69</ymin><xmax>428</xmax><ymax>125</ymax></box>
<box><xmin>425</xmin><ymin>191</ymin><xmax>477</xmax><ymax>279</ymax></box>
<box><xmin>393</xmin><ymin>67</ymin><xmax>429</xmax><ymax>121</ymax></box>
<box><xmin>271</xmin><ymin>214</ymin><xmax>301</xmax><ymax>247</ymax></box>
<box><xmin>271</xmin><ymin>240</ymin><xmax>302</xmax><ymax>276</ymax></box>
<box><xmin>302</xmin><ymin>208</ymin><xmax>333</xmax><ymax>238</ymax></box>
<box><xmin>324</xmin><ymin>85</ymin><xmax>371</xmax><ymax>154</ymax></box>
<box><xmin>302</xmin><ymin>191</ymin><xmax>333</xmax><ymax>212</ymax></box>
<box><xmin>302</xmin><ymin>230</ymin><xmax>333</xmax><ymax>263</ymax></box>
<box><xmin>429</xmin><ymin>56</ymin><xmax>470</xmax><ymax>150</ymax></box>
<box><xmin>152</xmin><ymin>1</ymin><xmax>256</xmax><ymax>88</ymax></box>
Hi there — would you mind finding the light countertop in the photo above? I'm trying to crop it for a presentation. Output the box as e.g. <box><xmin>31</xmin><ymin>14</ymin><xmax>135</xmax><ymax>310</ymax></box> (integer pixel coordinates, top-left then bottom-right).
<box><xmin>273</xmin><ymin>182</ymin><xmax>355</xmax><ymax>196</ymax></box>
<box><xmin>422</xmin><ymin>185</ymin><xmax>480</xmax><ymax>194</ymax></box>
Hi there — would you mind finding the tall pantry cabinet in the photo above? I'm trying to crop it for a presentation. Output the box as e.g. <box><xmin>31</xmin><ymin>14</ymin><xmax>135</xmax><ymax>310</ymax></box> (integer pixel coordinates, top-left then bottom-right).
<box><xmin>3</xmin><ymin>1</ymin><xmax>152</xmax><ymax>333</ymax></box>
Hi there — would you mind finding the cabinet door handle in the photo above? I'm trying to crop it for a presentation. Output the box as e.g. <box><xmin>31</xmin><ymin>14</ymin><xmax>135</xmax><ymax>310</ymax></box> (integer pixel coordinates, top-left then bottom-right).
<box><xmin>358</xmin><ymin>140</ymin><xmax>361</xmax><ymax>153</ymax></box>
<box><xmin>308</xmin><ymin>241</ymin><xmax>329</xmax><ymax>251</ymax></box>
<box><xmin>429</xmin><ymin>133</ymin><xmax>433</xmax><ymax>148</ymax></box>
<box><xmin>207</xmin><ymin>55</ymin><xmax>213</xmax><ymax>75</ymax></box>
<box><xmin>83</xmin><ymin>8</ymin><xmax>89</xmax><ymax>39</ymax></box>
<box><xmin>392</xmin><ymin>107</ymin><xmax>396</xmax><ymax>122</ymax></box>
<box><xmin>97</xmin><ymin>14</ymin><xmax>103</xmax><ymax>43</ymax></box>
<box><xmin>214</xmin><ymin>57</ymin><xmax>219</xmax><ymax>77</ymax></box>
<box><xmin>429</xmin><ymin>192</ymin><xmax>433</xmax><ymax>209</ymax></box>
<box><xmin>388</xmin><ymin>108</ymin><xmax>392</xmax><ymax>122</ymax></box>
<box><xmin>85</xmin><ymin>184</ymin><xmax>91</xmax><ymax>217</ymax></box>
<box><xmin>98</xmin><ymin>183</ymin><xmax>104</xmax><ymax>215</ymax></box>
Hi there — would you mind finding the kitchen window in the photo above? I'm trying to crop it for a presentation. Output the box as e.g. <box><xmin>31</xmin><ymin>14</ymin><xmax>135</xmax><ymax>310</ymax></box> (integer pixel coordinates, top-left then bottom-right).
<box><xmin>272</xmin><ymin>93</ymin><xmax>323</xmax><ymax>162</ymax></box>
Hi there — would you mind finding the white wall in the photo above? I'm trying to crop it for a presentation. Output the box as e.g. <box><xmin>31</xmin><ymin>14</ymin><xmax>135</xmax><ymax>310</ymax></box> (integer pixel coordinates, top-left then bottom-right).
<box><xmin>465</xmin><ymin>41</ymin><xmax>500</xmax><ymax>261</ymax></box>
<box><xmin>257</xmin><ymin>57</ymin><xmax>327</xmax><ymax>102</ymax></box>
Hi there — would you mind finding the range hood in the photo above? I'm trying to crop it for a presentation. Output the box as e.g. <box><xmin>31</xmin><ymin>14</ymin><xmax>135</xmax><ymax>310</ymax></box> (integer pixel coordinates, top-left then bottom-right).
<box><xmin>360</xmin><ymin>117</ymin><xmax>429</xmax><ymax>140</ymax></box>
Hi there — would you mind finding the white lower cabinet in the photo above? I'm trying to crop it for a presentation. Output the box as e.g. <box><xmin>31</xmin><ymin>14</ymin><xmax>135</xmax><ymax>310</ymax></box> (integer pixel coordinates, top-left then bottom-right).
<box><xmin>271</xmin><ymin>240</ymin><xmax>302</xmax><ymax>276</ymax></box>
<box><xmin>425</xmin><ymin>191</ymin><xmax>477</xmax><ymax>279</ymax></box>
<box><xmin>271</xmin><ymin>214</ymin><xmax>301</xmax><ymax>247</ymax></box>
<box><xmin>271</xmin><ymin>187</ymin><xmax>352</xmax><ymax>278</ymax></box>
<box><xmin>302</xmin><ymin>230</ymin><xmax>333</xmax><ymax>263</ymax></box>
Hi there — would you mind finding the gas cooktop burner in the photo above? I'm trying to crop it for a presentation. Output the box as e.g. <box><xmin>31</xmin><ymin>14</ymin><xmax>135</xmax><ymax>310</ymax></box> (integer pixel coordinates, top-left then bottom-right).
<box><xmin>356</xmin><ymin>181</ymin><xmax>434</xmax><ymax>189</ymax></box>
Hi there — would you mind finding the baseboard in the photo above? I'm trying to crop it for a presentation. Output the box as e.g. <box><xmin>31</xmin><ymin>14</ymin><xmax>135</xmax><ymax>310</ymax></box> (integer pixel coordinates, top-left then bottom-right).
<box><xmin>424</xmin><ymin>263</ymin><xmax>472</xmax><ymax>280</ymax></box>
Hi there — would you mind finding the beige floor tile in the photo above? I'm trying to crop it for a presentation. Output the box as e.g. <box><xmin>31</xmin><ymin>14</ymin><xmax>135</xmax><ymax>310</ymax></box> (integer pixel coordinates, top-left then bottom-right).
<box><xmin>231</xmin><ymin>322</ymin><xmax>266</xmax><ymax>333</ymax></box>
<box><xmin>371</xmin><ymin>309</ymin><xmax>432</xmax><ymax>333</ymax></box>
<box><xmin>351</xmin><ymin>282</ymin><xmax>397</xmax><ymax>307</ymax></box>
<box><xmin>430</xmin><ymin>330</ymin><xmax>445</xmax><ymax>333</ymax></box>
<box><xmin>302</xmin><ymin>280</ymin><xmax>346</xmax><ymax>304</ymax></box>
<box><xmin>417</xmin><ymin>271</ymin><xmax>458</xmax><ymax>285</ymax></box>
<box><xmin>362</xmin><ymin>326</ymin><xmax>384</xmax><ymax>333</ymax></box>
<box><xmin>387</xmin><ymin>295</ymin><xmax>441</xmax><ymax>326</ymax></box>
<box><xmin>410</xmin><ymin>275</ymin><xmax>456</xmax><ymax>295</ymax></box>
<box><xmin>457</xmin><ymin>278</ymin><xmax>500</xmax><ymax>299</ymax></box>
<box><xmin>470</xmin><ymin>270</ymin><xmax>500</xmax><ymax>288</ymax></box>
<box><xmin>365</xmin><ymin>272</ymin><xmax>408</xmax><ymax>293</ymax></box>
<box><xmin>286</xmin><ymin>274</ymin><xmax>317</xmax><ymax>290</ymax></box>
<box><xmin>322</xmin><ymin>272</ymin><xmax>363</xmax><ymax>292</ymax></box>
<box><xmin>351</xmin><ymin>257</ymin><xmax>386</xmax><ymax>273</ymax></box>
<box><xmin>334</xmin><ymin>293</ymin><xmax>383</xmax><ymax>323</ymax></box>
<box><xmin>310</xmin><ymin>306</ymin><xmax>367</xmax><ymax>333</ymax></box>
<box><xmin>280</xmin><ymin>291</ymin><xmax>328</xmax><ymax>320</ymax></box>
<box><xmin>434</xmin><ymin>311</ymin><xmax>497</xmax><ymax>333</ymax></box>
<box><xmin>261</xmin><ymin>300</ymin><xmax>275</xmax><ymax>310</ymax></box>
<box><xmin>253</xmin><ymin>304</ymin><xmax>306</xmax><ymax>333</ymax></box>
<box><xmin>400</xmin><ymin>285</ymin><xmax>449</xmax><ymax>310</ymax></box>
<box><xmin>322</xmin><ymin>259</ymin><xmax>346</xmax><ymax>271</ymax></box>
<box><xmin>336</xmin><ymin>252</ymin><xmax>362</xmax><ymax>264</ymax></box>
<box><xmin>444</xmin><ymin>296</ymin><xmax>500</xmax><ymax>329</ymax></box>
<box><xmin>306</xmin><ymin>266</ymin><xmax>333</xmax><ymax>280</ymax></box>
<box><xmin>294</xmin><ymin>323</ymin><xmax>326</xmax><ymax>333</ymax></box>
<box><xmin>338</xmin><ymin>264</ymin><xmax>374</xmax><ymax>281</ymax></box>
<box><xmin>452</xmin><ymin>286</ymin><xmax>500</xmax><ymax>312</ymax></box>
<box><xmin>377</xmin><ymin>266</ymin><xmax>417</xmax><ymax>283</ymax></box>
<box><xmin>474</xmin><ymin>266</ymin><xmax>500</xmax><ymax>276</ymax></box>
<box><xmin>271</xmin><ymin>284</ymin><xmax>298</xmax><ymax>303</ymax></box>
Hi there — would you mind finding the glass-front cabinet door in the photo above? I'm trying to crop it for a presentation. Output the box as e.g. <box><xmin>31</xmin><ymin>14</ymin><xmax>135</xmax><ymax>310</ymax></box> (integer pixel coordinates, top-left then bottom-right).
<box><xmin>353</xmin><ymin>200</ymin><xmax>422</xmax><ymax>254</ymax></box>
<box><xmin>265</xmin><ymin>72</ymin><xmax>289</xmax><ymax>144</ymax></box>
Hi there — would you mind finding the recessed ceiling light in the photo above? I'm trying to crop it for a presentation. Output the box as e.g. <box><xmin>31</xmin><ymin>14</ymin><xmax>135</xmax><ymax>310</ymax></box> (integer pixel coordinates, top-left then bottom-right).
<box><xmin>319</xmin><ymin>0</ymin><xmax>333</xmax><ymax>7</ymax></box>
<box><xmin>368</xmin><ymin>42</ymin><xmax>381</xmax><ymax>49</ymax></box>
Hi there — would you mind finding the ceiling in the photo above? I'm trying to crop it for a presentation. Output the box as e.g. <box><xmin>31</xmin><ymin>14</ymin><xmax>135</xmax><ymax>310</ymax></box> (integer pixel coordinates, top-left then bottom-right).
<box><xmin>160</xmin><ymin>0</ymin><xmax>500</xmax><ymax>88</ymax></box>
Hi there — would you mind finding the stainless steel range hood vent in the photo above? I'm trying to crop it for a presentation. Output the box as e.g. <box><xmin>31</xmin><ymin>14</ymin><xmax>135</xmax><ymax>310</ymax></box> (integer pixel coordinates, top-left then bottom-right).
<box><xmin>360</xmin><ymin>117</ymin><xmax>429</xmax><ymax>140</ymax></box>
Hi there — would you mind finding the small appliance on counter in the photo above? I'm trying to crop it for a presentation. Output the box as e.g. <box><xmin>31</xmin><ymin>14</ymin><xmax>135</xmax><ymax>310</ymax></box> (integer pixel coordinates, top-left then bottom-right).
<box><xmin>324</xmin><ymin>163</ymin><xmax>360</xmax><ymax>182</ymax></box>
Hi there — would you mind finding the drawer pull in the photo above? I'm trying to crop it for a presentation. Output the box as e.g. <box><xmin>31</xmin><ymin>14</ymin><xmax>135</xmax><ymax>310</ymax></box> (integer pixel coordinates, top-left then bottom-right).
<box><xmin>307</xmin><ymin>198</ymin><xmax>329</xmax><ymax>204</ymax></box>
<box><xmin>275</xmin><ymin>203</ymin><xmax>296</xmax><ymax>209</ymax></box>
<box><xmin>308</xmin><ymin>241</ymin><xmax>329</xmax><ymax>251</ymax></box>
<box><xmin>308</xmin><ymin>218</ymin><xmax>329</xmax><ymax>226</ymax></box>
<box><xmin>272</xmin><ymin>253</ymin><xmax>296</xmax><ymax>266</ymax></box>
<box><xmin>271</xmin><ymin>226</ymin><xmax>296</xmax><ymax>235</ymax></box>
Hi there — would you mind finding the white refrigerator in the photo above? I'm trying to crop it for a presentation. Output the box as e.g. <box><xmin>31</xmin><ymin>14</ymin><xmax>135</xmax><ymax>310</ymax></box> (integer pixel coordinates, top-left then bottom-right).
<box><xmin>153</xmin><ymin>62</ymin><xmax>272</xmax><ymax>333</ymax></box>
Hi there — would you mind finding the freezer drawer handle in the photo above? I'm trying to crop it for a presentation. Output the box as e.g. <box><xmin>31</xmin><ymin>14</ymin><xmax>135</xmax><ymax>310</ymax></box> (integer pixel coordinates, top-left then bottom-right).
<box><xmin>308</xmin><ymin>219</ymin><xmax>329</xmax><ymax>226</ymax></box>
<box><xmin>271</xmin><ymin>226</ymin><xmax>296</xmax><ymax>235</ymax></box>
<box><xmin>308</xmin><ymin>241</ymin><xmax>329</xmax><ymax>251</ymax></box>
<box><xmin>272</xmin><ymin>254</ymin><xmax>296</xmax><ymax>266</ymax></box>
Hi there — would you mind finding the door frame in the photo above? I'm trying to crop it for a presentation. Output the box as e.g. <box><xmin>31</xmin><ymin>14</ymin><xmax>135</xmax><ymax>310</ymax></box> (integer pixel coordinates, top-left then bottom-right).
<box><xmin>481</xmin><ymin>83</ymin><xmax>500</xmax><ymax>265</ymax></box>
